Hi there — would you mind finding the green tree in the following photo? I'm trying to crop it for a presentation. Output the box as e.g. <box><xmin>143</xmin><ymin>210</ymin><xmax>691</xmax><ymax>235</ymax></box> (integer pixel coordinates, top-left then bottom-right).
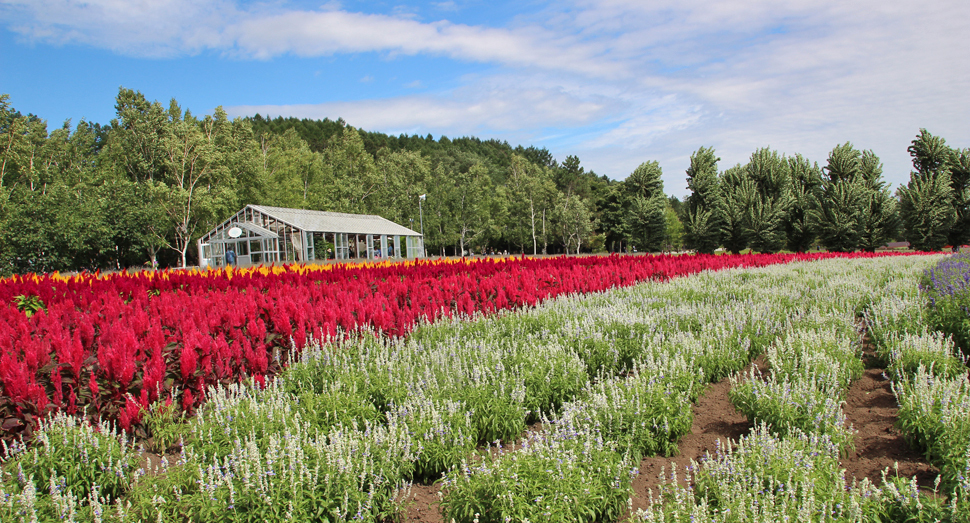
<box><xmin>720</xmin><ymin>165</ymin><xmax>753</xmax><ymax>254</ymax></box>
<box><xmin>450</xmin><ymin>163</ymin><xmax>493</xmax><ymax>255</ymax></box>
<box><xmin>159</xmin><ymin>106</ymin><xmax>237</xmax><ymax>267</ymax></box>
<box><xmin>856</xmin><ymin>150</ymin><xmax>898</xmax><ymax>252</ymax></box>
<box><xmin>898</xmin><ymin>172</ymin><xmax>955</xmax><ymax>251</ymax></box>
<box><xmin>783</xmin><ymin>154</ymin><xmax>821</xmax><ymax>252</ymax></box>
<box><xmin>106</xmin><ymin>88</ymin><xmax>170</xmax><ymax>184</ymax></box>
<box><xmin>374</xmin><ymin>149</ymin><xmax>430</xmax><ymax>227</ymax></box>
<box><xmin>683</xmin><ymin>147</ymin><xmax>723</xmax><ymax>254</ymax></box>
<box><xmin>553</xmin><ymin>192</ymin><xmax>596</xmax><ymax>254</ymax></box>
<box><xmin>258</xmin><ymin>128</ymin><xmax>324</xmax><ymax>208</ymax></box>
<box><xmin>744</xmin><ymin>148</ymin><xmax>790</xmax><ymax>253</ymax></box>
<box><xmin>322</xmin><ymin>126</ymin><xmax>380</xmax><ymax>214</ymax></box>
<box><xmin>900</xmin><ymin>130</ymin><xmax>958</xmax><ymax>251</ymax></box>
<box><xmin>506</xmin><ymin>155</ymin><xmax>556</xmax><ymax>254</ymax></box>
<box><xmin>811</xmin><ymin>143</ymin><xmax>896</xmax><ymax>252</ymax></box>
<box><xmin>623</xmin><ymin>161</ymin><xmax>667</xmax><ymax>252</ymax></box>
<box><xmin>599</xmin><ymin>184</ymin><xmax>631</xmax><ymax>253</ymax></box>
<box><xmin>663</xmin><ymin>203</ymin><xmax>684</xmax><ymax>252</ymax></box>
<box><xmin>949</xmin><ymin>147</ymin><xmax>970</xmax><ymax>249</ymax></box>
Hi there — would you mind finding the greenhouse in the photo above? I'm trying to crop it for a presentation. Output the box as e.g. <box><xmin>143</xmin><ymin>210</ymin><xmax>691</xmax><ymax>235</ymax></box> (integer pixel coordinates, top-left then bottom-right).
<box><xmin>198</xmin><ymin>204</ymin><xmax>424</xmax><ymax>269</ymax></box>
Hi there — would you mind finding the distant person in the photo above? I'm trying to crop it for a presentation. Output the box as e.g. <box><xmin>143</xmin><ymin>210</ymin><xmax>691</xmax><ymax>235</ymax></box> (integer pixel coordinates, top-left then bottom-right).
<box><xmin>225</xmin><ymin>248</ymin><xmax>236</xmax><ymax>267</ymax></box>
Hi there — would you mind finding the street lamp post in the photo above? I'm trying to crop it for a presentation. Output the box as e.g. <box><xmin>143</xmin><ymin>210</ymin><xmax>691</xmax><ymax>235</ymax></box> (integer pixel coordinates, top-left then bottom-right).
<box><xmin>419</xmin><ymin>194</ymin><xmax>426</xmax><ymax>258</ymax></box>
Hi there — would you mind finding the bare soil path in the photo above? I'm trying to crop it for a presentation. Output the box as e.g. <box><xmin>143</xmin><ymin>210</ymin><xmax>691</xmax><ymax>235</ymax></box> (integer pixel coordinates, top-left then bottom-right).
<box><xmin>840</xmin><ymin>365</ymin><xmax>939</xmax><ymax>489</ymax></box>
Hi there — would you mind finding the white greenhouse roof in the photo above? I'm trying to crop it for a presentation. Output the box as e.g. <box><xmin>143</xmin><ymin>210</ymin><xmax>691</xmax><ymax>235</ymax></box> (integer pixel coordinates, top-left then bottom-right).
<box><xmin>248</xmin><ymin>205</ymin><xmax>421</xmax><ymax>236</ymax></box>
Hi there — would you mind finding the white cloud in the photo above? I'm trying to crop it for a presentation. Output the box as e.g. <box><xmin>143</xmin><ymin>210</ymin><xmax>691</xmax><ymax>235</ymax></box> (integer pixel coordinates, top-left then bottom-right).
<box><xmin>3</xmin><ymin>0</ymin><xmax>968</xmax><ymax>194</ymax></box>
<box><xmin>0</xmin><ymin>0</ymin><xmax>619</xmax><ymax>75</ymax></box>
<box><xmin>0</xmin><ymin>0</ymin><xmax>238</xmax><ymax>56</ymax></box>
<box><xmin>228</xmin><ymin>81</ymin><xmax>615</xmax><ymax>135</ymax></box>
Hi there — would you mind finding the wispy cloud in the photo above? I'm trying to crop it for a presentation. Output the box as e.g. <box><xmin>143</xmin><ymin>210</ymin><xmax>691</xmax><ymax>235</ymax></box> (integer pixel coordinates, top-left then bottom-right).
<box><xmin>2</xmin><ymin>0</ymin><xmax>967</xmax><ymax>194</ymax></box>
<box><xmin>0</xmin><ymin>0</ymin><xmax>619</xmax><ymax>76</ymax></box>
<box><xmin>227</xmin><ymin>81</ymin><xmax>614</xmax><ymax>135</ymax></box>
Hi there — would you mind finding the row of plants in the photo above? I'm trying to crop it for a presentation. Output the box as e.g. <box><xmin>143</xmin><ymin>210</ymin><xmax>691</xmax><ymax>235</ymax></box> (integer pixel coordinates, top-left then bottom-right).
<box><xmin>421</xmin><ymin>254</ymin><xmax>951</xmax><ymax>521</ymax></box>
<box><xmin>637</xmin><ymin>253</ymin><xmax>970</xmax><ymax>522</ymax></box>
<box><xmin>1</xmin><ymin>252</ymin><xmax>885</xmax><ymax>442</ymax></box>
<box><xmin>922</xmin><ymin>252</ymin><xmax>970</xmax><ymax>358</ymax></box>
<box><xmin>866</xmin><ymin>258</ymin><xmax>970</xmax><ymax>520</ymax></box>
<box><xmin>0</xmin><ymin>253</ymin><xmax>960</xmax><ymax>522</ymax></box>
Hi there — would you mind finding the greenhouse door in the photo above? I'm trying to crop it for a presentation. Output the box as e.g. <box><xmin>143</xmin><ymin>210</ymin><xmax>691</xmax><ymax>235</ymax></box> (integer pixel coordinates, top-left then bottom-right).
<box><xmin>335</xmin><ymin>233</ymin><xmax>349</xmax><ymax>260</ymax></box>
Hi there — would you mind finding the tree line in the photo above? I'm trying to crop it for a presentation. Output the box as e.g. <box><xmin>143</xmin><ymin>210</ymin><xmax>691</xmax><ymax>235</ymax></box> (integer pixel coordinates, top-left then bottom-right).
<box><xmin>681</xmin><ymin>134</ymin><xmax>969</xmax><ymax>255</ymax></box>
<box><xmin>0</xmin><ymin>88</ymin><xmax>966</xmax><ymax>275</ymax></box>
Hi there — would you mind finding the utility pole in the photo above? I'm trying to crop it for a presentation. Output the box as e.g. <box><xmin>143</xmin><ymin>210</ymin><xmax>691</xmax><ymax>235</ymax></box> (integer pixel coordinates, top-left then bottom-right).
<box><xmin>419</xmin><ymin>194</ymin><xmax>426</xmax><ymax>258</ymax></box>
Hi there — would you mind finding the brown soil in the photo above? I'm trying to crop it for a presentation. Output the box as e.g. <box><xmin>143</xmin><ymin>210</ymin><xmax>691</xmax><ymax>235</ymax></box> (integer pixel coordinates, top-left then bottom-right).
<box><xmin>840</xmin><ymin>366</ymin><xmax>939</xmax><ymax>489</ymax></box>
<box><xmin>402</xmin><ymin>484</ymin><xmax>444</xmax><ymax>523</ymax></box>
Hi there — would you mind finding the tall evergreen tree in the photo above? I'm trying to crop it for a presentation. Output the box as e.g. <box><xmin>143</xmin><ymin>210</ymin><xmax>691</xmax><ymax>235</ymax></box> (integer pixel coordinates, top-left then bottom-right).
<box><xmin>623</xmin><ymin>161</ymin><xmax>667</xmax><ymax>252</ymax></box>
<box><xmin>898</xmin><ymin>172</ymin><xmax>955</xmax><ymax>251</ymax></box>
<box><xmin>949</xmin><ymin>147</ymin><xmax>970</xmax><ymax>249</ymax></box>
<box><xmin>856</xmin><ymin>150</ymin><xmax>898</xmax><ymax>252</ymax></box>
<box><xmin>900</xmin><ymin>130</ymin><xmax>957</xmax><ymax>251</ymax></box>
<box><xmin>744</xmin><ymin>148</ymin><xmax>790</xmax><ymax>253</ymax></box>
<box><xmin>683</xmin><ymin>147</ymin><xmax>724</xmax><ymax>254</ymax></box>
<box><xmin>784</xmin><ymin>154</ymin><xmax>821</xmax><ymax>252</ymax></box>
<box><xmin>720</xmin><ymin>165</ymin><xmax>753</xmax><ymax>254</ymax></box>
<box><xmin>810</xmin><ymin>143</ymin><xmax>895</xmax><ymax>252</ymax></box>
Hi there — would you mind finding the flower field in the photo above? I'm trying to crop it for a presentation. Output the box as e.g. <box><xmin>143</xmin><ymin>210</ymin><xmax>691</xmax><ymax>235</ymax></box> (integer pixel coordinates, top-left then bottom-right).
<box><xmin>2</xmin><ymin>251</ymin><xmax>968</xmax><ymax>522</ymax></box>
<box><xmin>0</xmin><ymin>252</ymin><xmax>889</xmax><ymax>441</ymax></box>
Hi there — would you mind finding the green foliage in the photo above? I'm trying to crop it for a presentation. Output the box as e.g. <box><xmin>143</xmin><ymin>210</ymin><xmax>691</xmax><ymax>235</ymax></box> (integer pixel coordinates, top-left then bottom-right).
<box><xmin>901</xmin><ymin>130</ymin><xmax>964</xmax><ymax>251</ymax></box>
<box><xmin>662</xmin><ymin>203</ymin><xmax>683</xmax><ymax>251</ymax></box>
<box><xmin>439</xmin><ymin>424</ymin><xmax>635</xmax><ymax>523</ymax></box>
<box><xmin>625</xmin><ymin>161</ymin><xmax>667</xmax><ymax>252</ymax></box>
<box><xmin>783</xmin><ymin>154</ymin><xmax>821</xmax><ymax>252</ymax></box>
<box><xmin>143</xmin><ymin>397</ymin><xmax>187</xmax><ymax>453</ymax></box>
<box><xmin>719</xmin><ymin>165</ymin><xmax>753</xmax><ymax>254</ymax></box>
<box><xmin>571</xmin><ymin>364</ymin><xmax>697</xmax><ymax>460</ymax></box>
<box><xmin>730</xmin><ymin>369</ymin><xmax>855</xmax><ymax>453</ymax></box>
<box><xmin>635</xmin><ymin>424</ymin><xmax>881</xmax><ymax>523</ymax></box>
<box><xmin>899</xmin><ymin>170</ymin><xmax>956</xmax><ymax>251</ymax></box>
<box><xmin>894</xmin><ymin>367</ymin><xmax>970</xmax><ymax>491</ymax></box>
<box><xmin>13</xmin><ymin>294</ymin><xmax>45</xmax><ymax>317</ymax></box>
<box><xmin>880</xmin><ymin>331</ymin><xmax>967</xmax><ymax>381</ymax></box>
<box><xmin>683</xmin><ymin>147</ymin><xmax>724</xmax><ymax>254</ymax></box>
<box><xmin>812</xmin><ymin>143</ymin><xmax>897</xmax><ymax>252</ymax></box>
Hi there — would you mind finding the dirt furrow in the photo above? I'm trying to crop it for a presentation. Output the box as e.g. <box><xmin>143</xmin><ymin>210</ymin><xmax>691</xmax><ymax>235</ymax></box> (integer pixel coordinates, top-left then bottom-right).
<box><xmin>629</xmin><ymin>357</ymin><xmax>763</xmax><ymax>513</ymax></box>
<box><xmin>840</xmin><ymin>365</ymin><xmax>939</xmax><ymax>489</ymax></box>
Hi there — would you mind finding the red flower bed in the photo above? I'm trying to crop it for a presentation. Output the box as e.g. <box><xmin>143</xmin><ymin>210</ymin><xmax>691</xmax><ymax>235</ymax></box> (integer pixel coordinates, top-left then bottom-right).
<box><xmin>0</xmin><ymin>252</ymin><xmax>918</xmax><ymax>441</ymax></box>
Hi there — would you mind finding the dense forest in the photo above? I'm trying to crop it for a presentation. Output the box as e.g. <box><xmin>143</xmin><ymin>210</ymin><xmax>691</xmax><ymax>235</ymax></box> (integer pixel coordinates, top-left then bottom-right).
<box><xmin>0</xmin><ymin>88</ymin><xmax>967</xmax><ymax>275</ymax></box>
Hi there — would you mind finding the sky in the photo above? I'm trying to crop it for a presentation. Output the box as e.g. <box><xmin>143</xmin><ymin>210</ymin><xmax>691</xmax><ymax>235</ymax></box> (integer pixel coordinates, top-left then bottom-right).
<box><xmin>1</xmin><ymin>0</ymin><xmax>968</xmax><ymax>197</ymax></box>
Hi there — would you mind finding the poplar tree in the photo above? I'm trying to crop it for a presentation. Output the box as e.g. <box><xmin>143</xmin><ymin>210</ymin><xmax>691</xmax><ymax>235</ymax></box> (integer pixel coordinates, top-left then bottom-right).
<box><xmin>856</xmin><ymin>150</ymin><xmax>898</xmax><ymax>252</ymax></box>
<box><xmin>949</xmin><ymin>148</ymin><xmax>970</xmax><ymax>249</ymax></box>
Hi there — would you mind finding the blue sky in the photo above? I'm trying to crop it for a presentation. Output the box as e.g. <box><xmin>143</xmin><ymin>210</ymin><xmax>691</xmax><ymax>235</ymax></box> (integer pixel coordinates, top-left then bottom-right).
<box><xmin>1</xmin><ymin>0</ymin><xmax>968</xmax><ymax>197</ymax></box>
